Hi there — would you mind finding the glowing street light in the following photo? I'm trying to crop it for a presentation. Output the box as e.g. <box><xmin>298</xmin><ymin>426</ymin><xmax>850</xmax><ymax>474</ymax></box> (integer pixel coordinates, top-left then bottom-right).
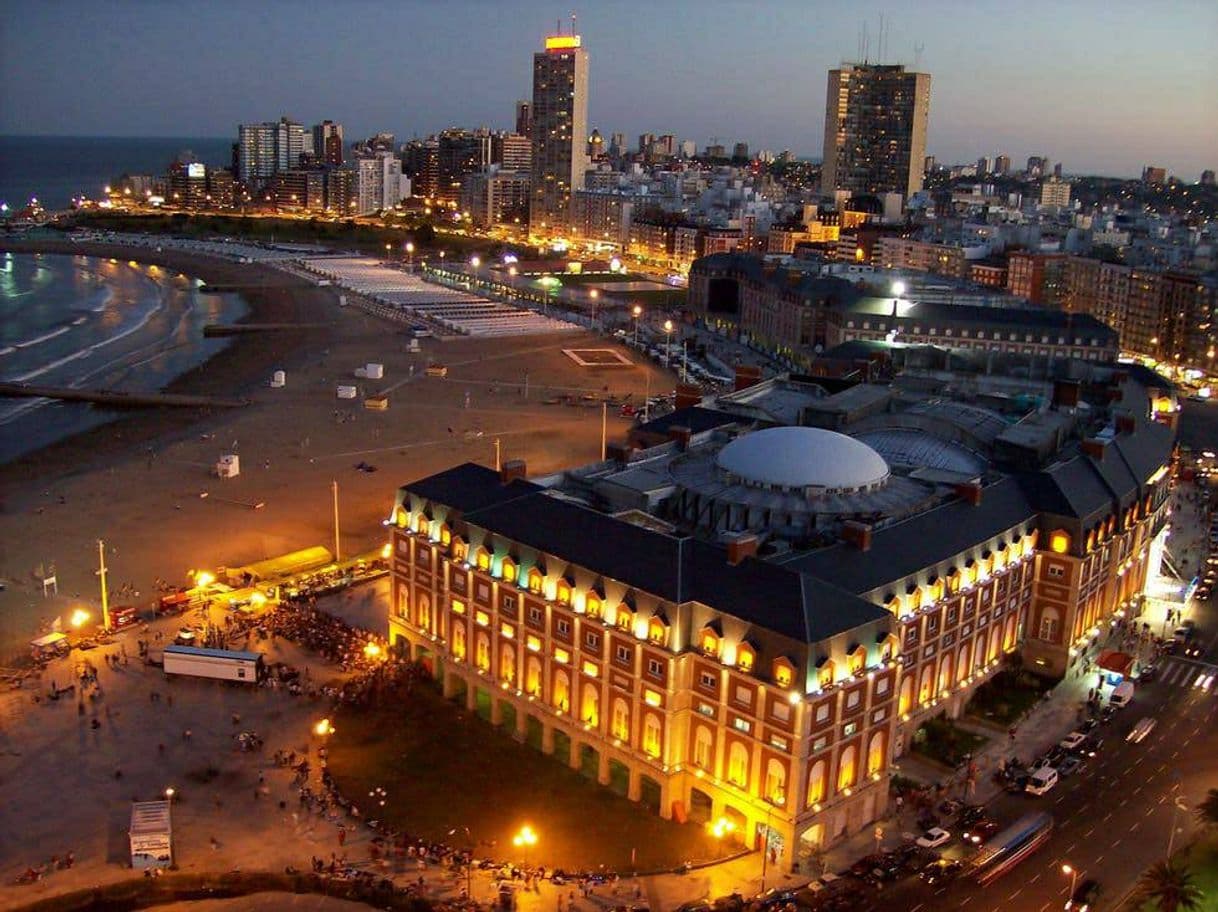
<box><xmin>512</xmin><ymin>824</ymin><xmax>538</xmax><ymax>866</ymax></box>
<box><xmin>1061</xmin><ymin>863</ymin><xmax>1078</xmax><ymax>899</ymax></box>
<box><xmin>892</xmin><ymin>280</ymin><xmax>906</xmax><ymax>299</ymax></box>
<box><xmin>470</xmin><ymin>256</ymin><xmax>481</xmax><ymax>269</ymax></box>
<box><xmin>632</xmin><ymin>304</ymin><xmax>643</xmax><ymax>346</ymax></box>
<box><xmin>164</xmin><ymin>787</ymin><xmax>176</xmax><ymax>802</ymax></box>
<box><xmin>664</xmin><ymin>319</ymin><xmax>674</xmax><ymax>369</ymax></box>
<box><xmin>363</xmin><ymin>641</ymin><xmax>383</xmax><ymax>660</ymax></box>
<box><xmin>708</xmin><ymin>816</ymin><xmax>737</xmax><ymax>840</ymax></box>
<box><xmin>69</xmin><ymin>608</ymin><xmax>91</xmax><ymax>628</ymax></box>
<box><xmin>314</xmin><ymin>718</ymin><xmax>336</xmax><ymax>737</ymax></box>
<box><xmin>193</xmin><ymin>570</ymin><xmax>215</xmax><ymax>589</ymax></box>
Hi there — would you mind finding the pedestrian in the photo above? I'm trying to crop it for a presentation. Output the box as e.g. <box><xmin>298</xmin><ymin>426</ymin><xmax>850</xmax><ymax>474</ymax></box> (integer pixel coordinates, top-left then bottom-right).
<box><xmin>338</xmin><ymin>826</ymin><xmax>346</xmax><ymax>846</ymax></box>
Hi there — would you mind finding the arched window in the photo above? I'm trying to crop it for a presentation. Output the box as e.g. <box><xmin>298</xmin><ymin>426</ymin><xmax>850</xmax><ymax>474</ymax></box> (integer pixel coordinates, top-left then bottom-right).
<box><xmin>649</xmin><ymin>617</ymin><xmax>668</xmax><ymax>647</ymax></box>
<box><xmin>897</xmin><ymin>675</ymin><xmax>913</xmax><ymax>716</ymax></box>
<box><xmin>699</xmin><ymin>627</ymin><xmax>719</xmax><ymax>657</ymax></box>
<box><xmin>417</xmin><ymin>593</ymin><xmax>431</xmax><ymax>630</ymax></box>
<box><xmin>501</xmin><ymin>557</ymin><xmax>517</xmax><ymax>584</ymax></box>
<box><xmin>527</xmin><ymin>568</ymin><xmax>544</xmax><ymax>594</ymax></box>
<box><xmin>918</xmin><ymin>666</ymin><xmax>934</xmax><ymax>706</ymax></box>
<box><xmin>736</xmin><ymin>643</ymin><xmax>755</xmax><ymax>673</ymax></box>
<box><xmin>475</xmin><ymin>548</ymin><xmax>491</xmax><ymax>572</ymax></box>
<box><xmin>1038</xmin><ymin>607</ymin><xmax>1060</xmax><ymax>642</ymax></box>
<box><xmin>611</xmin><ymin>698</ymin><xmax>630</xmax><ymax>741</ymax></box>
<box><xmin>727</xmin><ymin>741</ymin><xmax>749</xmax><ymax>786</ymax></box>
<box><xmin>643</xmin><ymin>714</ymin><xmax>663</xmax><ymax>758</ymax></box>
<box><xmin>867</xmin><ymin>731</ymin><xmax>886</xmax><ymax>777</ymax></box>
<box><xmin>765</xmin><ymin>758</ymin><xmax>787</xmax><ymax>805</ymax></box>
<box><xmin>414</xmin><ymin>513</ymin><xmax>428</xmax><ymax>534</ymax></box>
<box><xmin>452</xmin><ymin>624</ymin><xmax>467</xmax><ymax>661</ymax></box>
<box><xmin>773</xmin><ymin>658</ymin><xmax>794</xmax><ymax>688</ymax></box>
<box><xmin>938</xmin><ymin>658</ymin><xmax>952</xmax><ymax>695</ymax></box>
<box><xmin>694</xmin><ymin>726</ymin><xmax>713</xmax><ymax>769</ymax></box>
<box><xmin>585</xmin><ymin>592</ymin><xmax>602</xmax><ymax>620</ymax></box>
<box><xmin>500</xmin><ymin>644</ymin><xmax>516</xmax><ymax>685</ymax></box>
<box><xmin>475</xmin><ymin>632</ymin><xmax>490</xmax><ymax>672</ymax></box>
<box><xmin>956</xmin><ymin>645</ymin><xmax>971</xmax><ymax>682</ymax></box>
<box><xmin>807</xmin><ymin>760</ymin><xmax>827</xmax><ymax>806</ymax></box>
<box><xmin>1003</xmin><ymin>615</ymin><xmax>1018</xmax><ymax>652</ymax></box>
<box><xmin>525</xmin><ymin>656</ymin><xmax>542</xmax><ymax>696</ymax></box>
<box><xmin>396</xmin><ymin>587</ymin><xmax>409</xmax><ymax>620</ymax></box>
<box><xmin>581</xmin><ymin>683</ymin><xmax>599</xmax><ymax>726</ymax></box>
<box><xmin>552</xmin><ymin>669</ymin><xmax>570</xmax><ymax>712</ymax></box>
<box><xmin>837</xmin><ymin>744</ymin><xmax>857</xmax><ymax>791</ymax></box>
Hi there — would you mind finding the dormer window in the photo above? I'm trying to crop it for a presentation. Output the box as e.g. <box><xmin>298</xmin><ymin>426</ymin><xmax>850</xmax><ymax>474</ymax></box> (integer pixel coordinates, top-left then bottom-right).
<box><xmin>475</xmin><ymin>547</ymin><xmax>491</xmax><ymax>572</ymax></box>
<box><xmin>774</xmin><ymin>657</ymin><xmax>795</xmax><ymax>689</ymax></box>
<box><xmin>736</xmin><ymin>642</ymin><xmax>756</xmax><ymax>673</ymax></box>
<box><xmin>501</xmin><ymin>557</ymin><xmax>517</xmax><ymax>584</ymax></box>
<box><xmin>527</xmin><ymin>568</ymin><xmax>544</xmax><ymax>594</ymax></box>
<box><xmin>816</xmin><ymin>657</ymin><xmax>834</xmax><ymax>690</ymax></box>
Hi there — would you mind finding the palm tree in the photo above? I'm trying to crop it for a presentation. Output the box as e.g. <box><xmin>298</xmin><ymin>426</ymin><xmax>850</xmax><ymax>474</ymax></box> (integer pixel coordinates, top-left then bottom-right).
<box><xmin>1136</xmin><ymin>861</ymin><xmax>1203</xmax><ymax>912</ymax></box>
<box><xmin>1196</xmin><ymin>788</ymin><xmax>1218</xmax><ymax>828</ymax></box>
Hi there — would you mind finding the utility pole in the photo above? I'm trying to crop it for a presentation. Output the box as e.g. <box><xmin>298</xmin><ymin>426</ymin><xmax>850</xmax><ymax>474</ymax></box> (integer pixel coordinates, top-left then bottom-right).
<box><xmin>96</xmin><ymin>539</ymin><xmax>110</xmax><ymax>631</ymax></box>
<box><xmin>601</xmin><ymin>402</ymin><xmax>607</xmax><ymax>460</ymax></box>
<box><xmin>332</xmin><ymin>480</ymin><xmax>341</xmax><ymax>561</ymax></box>
<box><xmin>494</xmin><ymin>437</ymin><xmax>502</xmax><ymax>472</ymax></box>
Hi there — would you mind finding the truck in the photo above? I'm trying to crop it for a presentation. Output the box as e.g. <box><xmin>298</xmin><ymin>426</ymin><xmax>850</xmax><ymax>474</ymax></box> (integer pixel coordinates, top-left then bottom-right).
<box><xmin>1110</xmin><ymin>680</ymin><xmax>1135</xmax><ymax>708</ymax></box>
<box><xmin>162</xmin><ymin>644</ymin><xmax>264</xmax><ymax>684</ymax></box>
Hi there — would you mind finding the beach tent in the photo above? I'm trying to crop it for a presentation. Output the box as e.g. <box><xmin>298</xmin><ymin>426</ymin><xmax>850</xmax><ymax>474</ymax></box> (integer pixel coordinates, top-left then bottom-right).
<box><xmin>224</xmin><ymin>545</ymin><xmax>334</xmax><ymax>585</ymax></box>
<box><xmin>129</xmin><ymin>800</ymin><xmax>173</xmax><ymax>869</ymax></box>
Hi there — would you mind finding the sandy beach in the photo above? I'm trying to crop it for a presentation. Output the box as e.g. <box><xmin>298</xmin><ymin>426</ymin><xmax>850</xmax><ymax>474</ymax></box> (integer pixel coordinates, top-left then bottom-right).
<box><xmin>0</xmin><ymin>240</ymin><xmax>672</xmax><ymax>664</ymax></box>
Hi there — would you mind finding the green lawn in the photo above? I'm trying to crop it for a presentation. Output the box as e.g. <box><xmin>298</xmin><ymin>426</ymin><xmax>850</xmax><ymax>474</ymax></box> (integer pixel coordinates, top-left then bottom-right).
<box><xmin>1127</xmin><ymin>834</ymin><xmax>1218</xmax><ymax>911</ymax></box>
<box><xmin>326</xmin><ymin>682</ymin><xmax>729</xmax><ymax>872</ymax></box>
<box><xmin>911</xmin><ymin>715</ymin><xmax>989</xmax><ymax>768</ymax></box>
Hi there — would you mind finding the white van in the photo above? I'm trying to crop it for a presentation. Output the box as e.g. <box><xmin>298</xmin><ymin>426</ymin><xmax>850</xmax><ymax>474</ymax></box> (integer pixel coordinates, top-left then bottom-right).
<box><xmin>1110</xmin><ymin>680</ymin><xmax>1135</xmax><ymax>708</ymax></box>
<box><xmin>1026</xmin><ymin>767</ymin><xmax>1059</xmax><ymax>796</ymax></box>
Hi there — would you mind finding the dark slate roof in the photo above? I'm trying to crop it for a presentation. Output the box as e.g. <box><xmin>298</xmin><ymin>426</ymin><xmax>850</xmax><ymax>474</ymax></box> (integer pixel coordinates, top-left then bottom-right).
<box><xmin>691</xmin><ymin>252</ymin><xmax>866</xmax><ymax>305</ymax></box>
<box><xmin>779</xmin><ymin>476</ymin><xmax>1037</xmax><ymax>595</ymax></box>
<box><xmin>401</xmin><ymin>463</ymin><xmax>541</xmax><ymax>515</ymax></box>
<box><xmin>457</xmin><ymin>484</ymin><xmax>886</xmax><ymax>641</ymax></box>
<box><xmin>635</xmin><ymin>405</ymin><xmax>742</xmax><ymax>437</ymax></box>
<box><xmin>1110</xmin><ymin>421</ymin><xmax>1174</xmax><ymax>488</ymax></box>
<box><xmin>1019</xmin><ymin>457</ymin><xmax>1113</xmax><ymax>522</ymax></box>
<box><xmin>838</xmin><ymin>297</ymin><xmax>1118</xmax><ymax>340</ymax></box>
<box><xmin>1084</xmin><ymin>445</ymin><xmax>1140</xmax><ymax>510</ymax></box>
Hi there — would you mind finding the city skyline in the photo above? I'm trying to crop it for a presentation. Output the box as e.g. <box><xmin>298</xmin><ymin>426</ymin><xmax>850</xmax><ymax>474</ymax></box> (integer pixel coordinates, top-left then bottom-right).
<box><xmin>1</xmin><ymin>0</ymin><xmax>1214</xmax><ymax>179</ymax></box>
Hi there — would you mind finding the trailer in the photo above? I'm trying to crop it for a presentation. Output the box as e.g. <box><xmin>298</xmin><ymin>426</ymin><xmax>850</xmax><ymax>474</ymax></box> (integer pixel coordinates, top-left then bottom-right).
<box><xmin>129</xmin><ymin>800</ymin><xmax>172</xmax><ymax>869</ymax></box>
<box><xmin>162</xmin><ymin>644</ymin><xmax>264</xmax><ymax>683</ymax></box>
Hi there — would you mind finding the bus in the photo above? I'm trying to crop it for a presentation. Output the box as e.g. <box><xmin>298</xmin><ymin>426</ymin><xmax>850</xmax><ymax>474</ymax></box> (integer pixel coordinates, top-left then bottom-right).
<box><xmin>971</xmin><ymin>812</ymin><xmax>1054</xmax><ymax>884</ymax></box>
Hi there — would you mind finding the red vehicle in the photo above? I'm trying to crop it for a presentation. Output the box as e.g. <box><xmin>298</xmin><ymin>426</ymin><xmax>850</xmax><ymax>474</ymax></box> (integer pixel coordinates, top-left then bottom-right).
<box><xmin>110</xmin><ymin>605</ymin><xmax>138</xmax><ymax>630</ymax></box>
<box><xmin>156</xmin><ymin>590</ymin><xmax>200</xmax><ymax>615</ymax></box>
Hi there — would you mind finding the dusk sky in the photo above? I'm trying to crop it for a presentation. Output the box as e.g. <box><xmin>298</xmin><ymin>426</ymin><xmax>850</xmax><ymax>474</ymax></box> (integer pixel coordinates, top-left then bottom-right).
<box><xmin>2</xmin><ymin>0</ymin><xmax>1214</xmax><ymax>178</ymax></box>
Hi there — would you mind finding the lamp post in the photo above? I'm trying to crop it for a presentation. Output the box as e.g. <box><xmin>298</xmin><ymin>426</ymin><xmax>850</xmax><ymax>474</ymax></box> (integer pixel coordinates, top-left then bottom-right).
<box><xmin>589</xmin><ymin>288</ymin><xmax>599</xmax><ymax>330</ymax></box>
<box><xmin>385</xmin><ymin>242</ymin><xmax>392</xmax><ymax>262</ymax></box>
<box><xmin>405</xmin><ymin>241</ymin><xmax>415</xmax><ymax>272</ymax></box>
<box><xmin>1168</xmin><ymin>796</ymin><xmax>1189</xmax><ymax>858</ymax></box>
<box><xmin>512</xmin><ymin>825</ymin><xmax>537</xmax><ymax>869</ymax></box>
<box><xmin>632</xmin><ymin>305</ymin><xmax>643</xmax><ymax>347</ymax></box>
<box><xmin>1061</xmin><ymin>863</ymin><xmax>1078</xmax><ymax>899</ymax></box>
<box><xmin>448</xmin><ymin>827</ymin><xmax>474</xmax><ymax>898</ymax></box>
<box><xmin>96</xmin><ymin>539</ymin><xmax>111</xmax><ymax>631</ymax></box>
<box><xmin>664</xmin><ymin>319</ymin><xmax>674</xmax><ymax>370</ymax></box>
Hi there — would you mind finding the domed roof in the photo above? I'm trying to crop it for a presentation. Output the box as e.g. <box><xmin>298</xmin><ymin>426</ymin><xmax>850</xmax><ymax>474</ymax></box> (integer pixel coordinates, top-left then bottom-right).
<box><xmin>716</xmin><ymin>427</ymin><xmax>890</xmax><ymax>491</ymax></box>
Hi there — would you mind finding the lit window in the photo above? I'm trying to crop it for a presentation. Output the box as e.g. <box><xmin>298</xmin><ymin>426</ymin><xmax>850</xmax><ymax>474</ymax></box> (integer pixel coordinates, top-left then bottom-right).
<box><xmin>736</xmin><ymin>644</ymin><xmax>755</xmax><ymax>672</ymax></box>
<box><xmin>644</xmin><ymin>688</ymin><xmax>662</xmax><ymax>707</ymax></box>
<box><xmin>701</xmin><ymin>630</ymin><xmax>719</xmax><ymax>656</ymax></box>
<box><xmin>451</xmin><ymin>599</ymin><xmax>465</xmax><ymax>615</ymax></box>
<box><xmin>553</xmin><ymin>647</ymin><xmax>570</xmax><ymax>664</ymax></box>
<box><xmin>585</xmin><ymin>593</ymin><xmax>602</xmax><ymax>619</ymax></box>
<box><xmin>501</xmin><ymin>558</ymin><xmax>517</xmax><ymax>583</ymax></box>
<box><xmin>476</xmin><ymin>548</ymin><xmax>491</xmax><ymax>572</ymax></box>
<box><xmin>501</xmin><ymin>623</ymin><xmax>515</xmax><ymax>640</ymax></box>
<box><xmin>774</xmin><ymin>660</ymin><xmax>794</xmax><ymax>688</ymax></box>
<box><xmin>557</xmin><ymin>581</ymin><xmax>572</xmax><ymax>605</ymax></box>
<box><xmin>582</xmin><ymin>660</ymin><xmax>598</xmax><ymax>678</ymax></box>
<box><xmin>526</xmin><ymin>635</ymin><xmax>541</xmax><ymax>652</ymax></box>
<box><xmin>474</xmin><ymin>610</ymin><xmax>489</xmax><ymax>627</ymax></box>
<box><xmin>528</xmin><ymin>568</ymin><xmax>544</xmax><ymax>593</ymax></box>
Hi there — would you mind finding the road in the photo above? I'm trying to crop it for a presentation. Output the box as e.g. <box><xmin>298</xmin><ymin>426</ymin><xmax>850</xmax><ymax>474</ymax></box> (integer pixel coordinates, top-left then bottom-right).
<box><xmin>865</xmin><ymin>575</ymin><xmax>1218</xmax><ymax>912</ymax></box>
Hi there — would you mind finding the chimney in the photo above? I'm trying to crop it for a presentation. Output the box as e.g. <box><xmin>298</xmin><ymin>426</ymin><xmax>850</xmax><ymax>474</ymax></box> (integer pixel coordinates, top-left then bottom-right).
<box><xmin>841</xmin><ymin>520</ymin><xmax>873</xmax><ymax>552</ymax></box>
<box><xmin>500</xmin><ymin>459</ymin><xmax>527</xmax><ymax>484</ymax></box>
<box><xmin>1051</xmin><ymin>379</ymin><xmax>1081</xmax><ymax>410</ymax></box>
<box><xmin>734</xmin><ymin>364</ymin><xmax>763</xmax><ymax>392</ymax></box>
<box><xmin>668</xmin><ymin>425</ymin><xmax>692</xmax><ymax>450</ymax></box>
<box><xmin>1115</xmin><ymin>414</ymin><xmax>1136</xmax><ymax>435</ymax></box>
<box><xmin>954</xmin><ymin>481</ymin><xmax>983</xmax><ymax>505</ymax></box>
<box><xmin>606</xmin><ymin>442</ymin><xmax>634</xmax><ymax>465</ymax></box>
<box><xmin>726</xmin><ymin>534</ymin><xmax>759</xmax><ymax>566</ymax></box>
<box><xmin>674</xmin><ymin>382</ymin><xmax>702</xmax><ymax>410</ymax></box>
<box><xmin>1081</xmin><ymin>438</ymin><xmax>1107</xmax><ymax>460</ymax></box>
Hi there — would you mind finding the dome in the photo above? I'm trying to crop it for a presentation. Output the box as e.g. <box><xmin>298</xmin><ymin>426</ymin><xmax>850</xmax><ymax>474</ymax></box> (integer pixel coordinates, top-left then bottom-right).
<box><xmin>715</xmin><ymin>427</ymin><xmax>890</xmax><ymax>493</ymax></box>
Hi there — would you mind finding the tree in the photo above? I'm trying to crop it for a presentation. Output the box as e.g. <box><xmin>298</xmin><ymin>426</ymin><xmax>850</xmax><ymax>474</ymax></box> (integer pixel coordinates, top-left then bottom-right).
<box><xmin>1136</xmin><ymin>861</ymin><xmax>1203</xmax><ymax>912</ymax></box>
<box><xmin>1197</xmin><ymin>788</ymin><xmax>1218</xmax><ymax>828</ymax></box>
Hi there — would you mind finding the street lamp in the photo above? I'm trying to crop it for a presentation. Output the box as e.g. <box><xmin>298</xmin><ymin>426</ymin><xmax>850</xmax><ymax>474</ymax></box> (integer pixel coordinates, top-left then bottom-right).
<box><xmin>892</xmin><ymin>280</ymin><xmax>906</xmax><ymax>300</ymax></box>
<box><xmin>1168</xmin><ymin>796</ymin><xmax>1189</xmax><ymax>858</ymax></box>
<box><xmin>165</xmin><ymin>787</ymin><xmax>176</xmax><ymax>802</ymax></box>
<box><xmin>70</xmin><ymin>608</ymin><xmax>91</xmax><ymax>629</ymax></box>
<box><xmin>314</xmin><ymin>718</ymin><xmax>336</xmax><ymax>737</ymax></box>
<box><xmin>1061</xmin><ymin>863</ymin><xmax>1078</xmax><ymax>899</ymax></box>
<box><xmin>405</xmin><ymin>241</ymin><xmax>415</xmax><ymax>271</ymax></box>
<box><xmin>512</xmin><ymin>824</ymin><xmax>537</xmax><ymax>868</ymax></box>
<box><xmin>632</xmin><ymin>305</ymin><xmax>643</xmax><ymax>346</ymax></box>
<box><xmin>385</xmin><ymin>243</ymin><xmax>391</xmax><ymax>261</ymax></box>
<box><xmin>449</xmin><ymin>826</ymin><xmax>474</xmax><ymax>898</ymax></box>
<box><xmin>589</xmin><ymin>288</ymin><xmax>599</xmax><ymax>329</ymax></box>
<box><xmin>664</xmin><ymin>319</ymin><xmax>674</xmax><ymax>369</ymax></box>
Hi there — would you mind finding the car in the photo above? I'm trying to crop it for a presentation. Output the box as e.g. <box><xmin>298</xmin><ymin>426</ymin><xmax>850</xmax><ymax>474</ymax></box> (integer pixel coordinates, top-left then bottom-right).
<box><xmin>1064</xmin><ymin>878</ymin><xmax>1101</xmax><ymax>911</ymax></box>
<box><xmin>920</xmin><ymin>859</ymin><xmax>964</xmax><ymax>885</ymax></box>
<box><xmin>1058</xmin><ymin>755</ymin><xmax>1086</xmax><ymax>777</ymax></box>
<box><xmin>849</xmin><ymin>854</ymin><xmax>887</xmax><ymax>879</ymax></box>
<box><xmin>1128</xmin><ymin>717</ymin><xmax>1157</xmax><ymax>743</ymax></box>
<box><xmin>1185</xmin><ymin>643</ymin><xmax>1204</xmax><ymax>658</ymax></box>
<box><xmin>1195</xmin><ymin>672</ymin><xmax>1214</xmax><ymax>690</ymax></box>
<box><xmin>915</xmin><ymin>827</ymin><xmax>952</xmax><ymax>849</ymax></box>
<box><xmin>961</xmin><ymin>818</ymin><xmax>1001</xmax><ymax>845</ymax></box>
<box><xmin>1060</xmin><ymin>731</ymin><xmax>1088</xmax><ymax>751</ymax></box>
<box><xmin>1138</xmin><ymin>664</ymin><xmax>1158</xmax><ymax>683</ymax></box>
<box><xmin>957</xmin><ymin>804</ymin><xmax>987</xmax><ymax>825</ymax></box>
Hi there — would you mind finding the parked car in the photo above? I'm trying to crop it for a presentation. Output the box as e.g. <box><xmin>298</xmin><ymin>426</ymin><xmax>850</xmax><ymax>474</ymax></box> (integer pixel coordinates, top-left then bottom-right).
<box><xmin>1026</xmin><ymin>767</ymin><xmax>1059</xmax><ymax>796</ymax></box>
<box><xmin>1138</xmin><ymin>664</ymin><xmax>1158</xmax><ymax>683</ymax></box>
<box><xmin>849</xmin><ymin>854</ymin><xmax>887</xmax><ymax>879</ymax></box>
<box><xmin>1058</xmin><ymin>755</ymin><xmax>1086</xmax><ymax>777</ymax></box>
<box><xmin>1059</xmin><ymin>731</ymin><xmax>1088</xmax><ymax>751</ymax></box>
<box><xmin>916</xmin><ymin>827</ymin><xmax>952</xmax><ymax>849</ymax></box>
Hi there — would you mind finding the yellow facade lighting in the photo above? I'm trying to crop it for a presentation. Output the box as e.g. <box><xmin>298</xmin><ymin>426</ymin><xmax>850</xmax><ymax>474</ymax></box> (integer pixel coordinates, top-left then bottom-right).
<box><xmin>1049</xmin><ymin>530</ymin><xmax>1070</xmax><ymax>554</ymax></box>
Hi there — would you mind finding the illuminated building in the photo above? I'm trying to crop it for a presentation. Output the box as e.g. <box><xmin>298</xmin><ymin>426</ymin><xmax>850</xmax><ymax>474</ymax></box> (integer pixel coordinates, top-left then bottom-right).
<box><xmin>237</xmin><ymin>117</ymin><xmax>306</xmax><ymax>184</ymax></box>
<box><xmin>312</xmin><ymin>121</ymin><xmax>345</xmax><ymax>167</ymax></box>
<box><xmin>1006</xmin><ymin>252</ymin><xmax>1069</xmax><ymax>308</ymax></box>
<box><xmin>386</xmin><ymin>363</ymin><xmax>1172</xmax><ymax>868</ymax></box>
<box><xmin>437</xmin><ymin>129</ymin><xmax>492</xmax><ymax>206</ymax></box>
<box><xmin>461</xmin><ymin>169</ymin><xmax>531</xmax><ymax>229</ymax></box>
<box><xmin>529</xmin><ymin>32</ymin><xmax>589</xmax><ymax>232</ymax></box>
<box><xmin>1039</xmin><ymin>177</ymin><xmax>1072</xmax><ymax>209</ymax></box>
<box><xmin>355</xmin><ymin>152</ymin><xmax>405</xmax><ymax>215</ymax></box>
<box><xmin>821</xmin><ymin>63</ymin><xmax>931</xmax><ymax>200</ymax></box>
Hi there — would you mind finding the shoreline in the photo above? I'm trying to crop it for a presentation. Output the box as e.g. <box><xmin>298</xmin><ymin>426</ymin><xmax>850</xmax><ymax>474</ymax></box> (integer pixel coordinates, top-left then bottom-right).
<box><xmin>0</xmin><ymin>239</ymin><xmax>338</xmax><ymax>500</ymax></box>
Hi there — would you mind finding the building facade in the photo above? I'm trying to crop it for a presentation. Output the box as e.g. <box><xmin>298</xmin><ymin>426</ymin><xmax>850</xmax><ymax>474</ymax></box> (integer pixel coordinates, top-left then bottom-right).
<box><xmin>356</xmin><ymin>152</ymin><xmax>404</xmax><ymax>215</ymax></box>
<box><xmin>312</xmin><ymin>121</ymin><xmax>344</xmax><ymax>166</ymax></box>
<box><xmin>529</xmin><ymin>33</ymin><xmax>589</xmax><ymax>232</ymax></box>
<box><xmin>821</xmin><ymin>64</ymin><xmax>931</xmax><ymax>200</ymax></box>
<box><xmin>237</xmin><ymin>118</ymin><xmax>306</xmax><ymax>184</ymax></box>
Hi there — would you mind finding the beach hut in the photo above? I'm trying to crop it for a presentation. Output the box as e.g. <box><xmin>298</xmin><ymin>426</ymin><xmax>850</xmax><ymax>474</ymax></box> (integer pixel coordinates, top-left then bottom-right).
<box><xmin>364</xmin><ymin>363</ymin><xmax>384</xmax><ymax>379</ymax></box>
<box><xmin>215</xmin><ymin>454</ymin><xmax>240</xmax><ymax>478</ymax></box>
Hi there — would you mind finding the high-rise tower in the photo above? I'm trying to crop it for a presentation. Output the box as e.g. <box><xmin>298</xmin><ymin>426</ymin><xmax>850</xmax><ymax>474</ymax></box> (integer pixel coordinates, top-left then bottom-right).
<box><xmin>529</xmin><ymin>31</ymin><xmax>588</xmax><ymax>233</ymax></box>
<box><xmin>821</xmin><ymin>63</ymin><xmax>931</xmax><ymax>200</ymax></box>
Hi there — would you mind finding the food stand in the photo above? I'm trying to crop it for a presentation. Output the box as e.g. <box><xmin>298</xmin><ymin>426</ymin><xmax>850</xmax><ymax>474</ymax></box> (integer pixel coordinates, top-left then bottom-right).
<box><xmin>29</xmin><ymin>632</ymin><xmax>70</xmax><ymax>662</ymax></box>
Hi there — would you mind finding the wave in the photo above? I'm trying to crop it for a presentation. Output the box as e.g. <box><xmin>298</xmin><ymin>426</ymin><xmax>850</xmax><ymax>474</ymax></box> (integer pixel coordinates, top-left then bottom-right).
<box><xmin>4</xmin><ymin>323</ymin><xmax>74</xmax><ymax>353</ymax></box>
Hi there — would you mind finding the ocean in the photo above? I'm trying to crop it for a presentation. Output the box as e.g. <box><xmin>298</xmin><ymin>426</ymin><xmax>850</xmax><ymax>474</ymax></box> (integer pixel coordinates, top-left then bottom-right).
<box><xmin>0</xmin><ymin>252</ymin><xmax>247</xmax><ymax>463</ymax></box>
<box><xmin>0</xmin><ymin>135</ymin><xmax>234</xmax><ymax>211</ymax></box>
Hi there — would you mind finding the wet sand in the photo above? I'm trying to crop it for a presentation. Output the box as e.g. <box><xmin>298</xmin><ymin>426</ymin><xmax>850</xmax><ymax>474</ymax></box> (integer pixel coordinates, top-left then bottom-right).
<box><xmin>0</xmin><ymin>240</ymin><xmax>673</xmax><ymax>662</ymax></box>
